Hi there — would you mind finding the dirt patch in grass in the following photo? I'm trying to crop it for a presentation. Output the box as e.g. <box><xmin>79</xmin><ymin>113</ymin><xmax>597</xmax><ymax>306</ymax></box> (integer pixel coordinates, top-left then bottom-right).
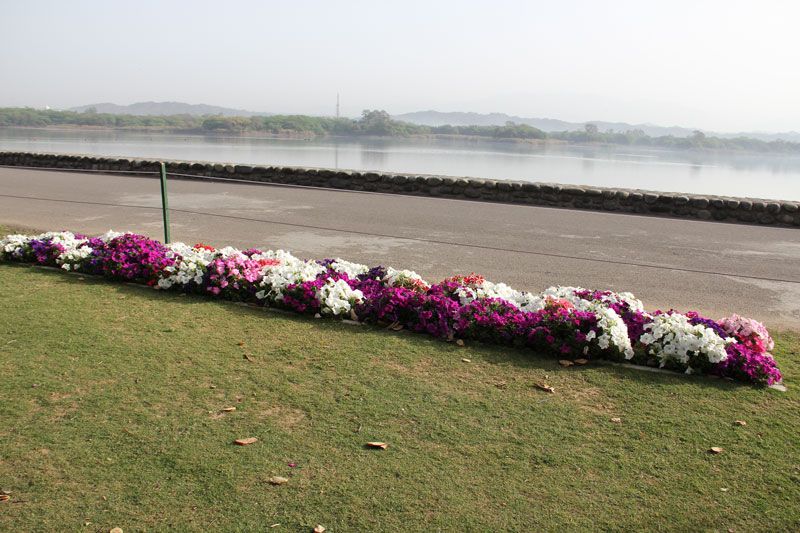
<box><xmin>258</xmin><ymin>405</ymin><xmax>308</xmax><ymax>430</ymax></box>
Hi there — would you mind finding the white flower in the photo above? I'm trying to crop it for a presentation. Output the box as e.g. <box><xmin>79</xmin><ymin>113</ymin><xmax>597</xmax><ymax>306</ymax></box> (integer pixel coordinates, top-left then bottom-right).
<box><xmin>98</xmin><ymin>230</ymin><xmax>125</xmax><ymax>242</ymax></box>
<box><xmin>384</xmin><ymin>268</ymin><xmax>428</xmax><ymax>288</ymax></box>
<box><xmin>216</xmin><ymin>246</ymin><xmax>243</xmax><ymax>259</ymax></box>
<box><xmin>329</xmin><ymin>259</ymin><xmax>369</xmax><ymax>279</ymax></box>
<box><xmin>0</xmin><ymin>234</ymin><xmax>30</xmax><ymax>260</ymax></box>
<box><xmin>474</xmin><ymin>284</ymin><xmax>634</xmax><ymax>357</ymax></box>
<box><xmin>255</xmin><ymin>252</ymin><xmax>325</xmax><ymax>302</ymax></box>
<box><xmin>450</xmin><ymin>281</ymin><xmax>634</xmax><ymax>357</ymax></box>
<box><xmin>471</xmin><ymin>280</ymin><xmax>545</xmax><ymax>312</ymax></box>
<box><xmin>573</xmin><ymin>298</ymin><xmax>634</xmax><ymax>358</ymax></box>
<box><xmin>615</xmin><ymin>291</ymin><xmax>644</xmax><ymax>312</ymax></box>
<box><xmin>157</xmin><ymin>242</ymin><xmax>217</xmax><ymax>289</ymax></box>
<box><xmin>640</xmin><ymin>313</ymin><xmax>733</xmax><ymax>368</ymax></box>
<box><xmin>0</xmin><ymin>231</ymin><xmax>100</xmax><ymax>271</ymax></box>
<box><xmin>317</xmin><ymin>278</ymin><xmax>364</xmax><ymax>316</ymax></box>
<box><xmin>455</xmin><ymin>287</ymin><xmax>477</xmax><ymax>305</ymax></box>
<box><xmin>57</xmin><ymin>242</ymin><xmax>94</xmax><ymax>270</ymax></box>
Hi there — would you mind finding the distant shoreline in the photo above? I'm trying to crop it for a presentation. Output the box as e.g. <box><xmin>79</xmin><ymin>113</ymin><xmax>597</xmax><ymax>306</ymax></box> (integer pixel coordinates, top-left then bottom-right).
<box><xmin>0</xmin><ymin>125</ymin><xmax>558</xmax><ymax>145</ymax></box>
<box><xmin>0</xmin><ymin>124</ymin><xmax>313</xmax><ymax>139</ymax></box>
<box><xmin>2</xmin><ymin>125</ymin><xmax>799</xmax><ymax>156</ymax></box>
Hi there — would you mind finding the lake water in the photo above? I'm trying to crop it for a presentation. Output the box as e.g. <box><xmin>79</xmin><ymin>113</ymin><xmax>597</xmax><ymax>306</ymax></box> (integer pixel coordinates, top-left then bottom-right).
<box><xmin>1</xmin><ymin>127</ymin><xmax>799</xmax><ymax>201</ymax></box>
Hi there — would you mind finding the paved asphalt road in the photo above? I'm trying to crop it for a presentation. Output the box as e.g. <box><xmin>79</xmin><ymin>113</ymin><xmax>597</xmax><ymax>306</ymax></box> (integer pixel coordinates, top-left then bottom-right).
<box><xmin>1</xmin><ymin>167</ymin><xmax>798</xmax><ymax>329</ymax></box>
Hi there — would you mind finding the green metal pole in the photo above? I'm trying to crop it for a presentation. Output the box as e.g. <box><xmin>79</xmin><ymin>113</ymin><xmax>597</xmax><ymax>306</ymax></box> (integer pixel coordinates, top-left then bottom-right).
<box><xmin>159</xmin><ymin>162</ymin><xmax>171</xmax><ymax>243</ymax></box>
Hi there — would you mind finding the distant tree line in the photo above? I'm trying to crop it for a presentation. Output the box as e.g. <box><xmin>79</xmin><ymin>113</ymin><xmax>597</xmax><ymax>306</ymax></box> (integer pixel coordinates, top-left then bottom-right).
<box><xmin>1</xmin><ymin>107</ymin><xmax>798</xmax><ymax>153</ymax></box>
<box><xmin>0</xmin><ymin>107</ymin><xmax>202</xmax><ymax>129</ymax></box>
<box><xmin>202</xmin><ymin>110</ymin><xmax>424</xmax><ymax>136</ymax></box>
<box><xmin>549</xmin><ymin>124</ymin><xmax>800</xmax><ymax>153</ymax></box>
<box><xmin>201</xmin><ymin>110</ymin><xmax>548</xmax><ymax>139</ymax></box>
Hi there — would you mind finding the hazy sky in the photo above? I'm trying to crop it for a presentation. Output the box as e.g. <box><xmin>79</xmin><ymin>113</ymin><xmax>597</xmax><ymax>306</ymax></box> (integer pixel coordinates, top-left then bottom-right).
<box><xmin>2</xmin><ymin>0</ymin><xmax>799</xmax><ymax>132</ymax></box>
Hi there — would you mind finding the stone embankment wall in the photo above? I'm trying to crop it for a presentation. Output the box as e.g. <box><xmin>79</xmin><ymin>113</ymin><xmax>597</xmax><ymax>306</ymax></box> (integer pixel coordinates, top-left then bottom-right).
<box><xmin>1</xmin><ymin>151</ymin><xmax>798</xmax><ymax>227</ymax></box>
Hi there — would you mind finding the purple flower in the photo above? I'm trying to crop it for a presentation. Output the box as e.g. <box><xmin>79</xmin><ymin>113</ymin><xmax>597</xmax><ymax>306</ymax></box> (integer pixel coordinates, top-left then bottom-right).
<box><xmin>29</xmin><ymin>238</ymin><xmax>65</xmax><ymax>265</ymax></box>
<box><xmin>94</xmin><ymin>234</ymin><xmax>174</xmax><ymax>284</ymax></box>
<box><xmin>714</xmin><ymin>343</ymin><xmax>782</xmax><ymax>386</ymax></box>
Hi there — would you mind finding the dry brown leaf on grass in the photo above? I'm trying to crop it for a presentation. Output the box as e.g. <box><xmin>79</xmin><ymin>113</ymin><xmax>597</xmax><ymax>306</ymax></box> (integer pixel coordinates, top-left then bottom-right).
<box><xmin>461</xmin><ymin>358</ymin><xmax>471</xmax><ymax>363</ymax></box>
<box><xmin>709</xmin><ymin>447</ymin><xmax>724</xmax><ymax>454</ymax></box>
<box><xmin>455</xmin><ymin>339</ymin><xmax>465</xmax><ymax>347</ymax></box>
<box><xmin>734</xmin><ymin>420</ymin><xmax>747</xmax><ymax>426</ymax></box>
<box><xmin>243</xmin><ymin>353</ymin><xmax>255</xmax><ymax>362</ymax></box>
<box><xmin>0</xmin><ymin>494</ymin><xmax>9</xmax><ymax>502</ymax></box>
<box><xmin>610</xmin><ymin>417</ymin><xmax>622</xmax><ymax>424</ymax></box>
<box><xmin>234</xmin><ymin>437</ymin><xmax>258</xmax><ymax>446</ymax></box>
<box><xmin>110</xmin><ymin>528</ymin><xmax>123</xmax><ymax>533</ymax></box>
<box><xmin>268</xmin><ymin>476</ymin><xmax>289</xmax><ymax>485</ymax></box>
<box><xmin>574</xmin><ymin>358</ymin><xmax>589</xmax><ymax>365</ymax></box>
<box><xmin>313</xmin><ymin>526</ymin><xmax>326</xmax><ymax>533</ymax></box>
<box><xmin>558</xmin><ymin>360</ymin><xmax>574</xmax><ymax>367</ymax></box>
<box><xmin>534</xmin><ymin>383</ymin><xmax>555</xmax><ymax>393</ymax></box>
<box><xmin>365</xmin><ymin>441</ymin><xmax>389</xmax><ymax>449</ymax></box>
<box><xmin>220</xmin><ymin>407</ymin><xmax>237</xmax><ymax>412</ymax></box>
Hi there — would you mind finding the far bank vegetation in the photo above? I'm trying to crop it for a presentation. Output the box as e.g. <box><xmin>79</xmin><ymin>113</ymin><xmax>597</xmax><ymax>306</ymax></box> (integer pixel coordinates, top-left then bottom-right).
<box><xmin>2</xmin><ymin>107</ymin><xmax>798</xmax><ymax>153</ymax></box>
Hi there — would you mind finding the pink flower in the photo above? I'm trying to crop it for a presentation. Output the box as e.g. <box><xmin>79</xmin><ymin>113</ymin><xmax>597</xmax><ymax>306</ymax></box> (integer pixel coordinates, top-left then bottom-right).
<box><xmin>544</xmin><ymin>297</ymin><xmax>575</xmax><ymax>312</ymax></box>
<box><xmin>719</xmin><ymin>314</ymin><xmax>774</xmax><ymax>353</ymax></box>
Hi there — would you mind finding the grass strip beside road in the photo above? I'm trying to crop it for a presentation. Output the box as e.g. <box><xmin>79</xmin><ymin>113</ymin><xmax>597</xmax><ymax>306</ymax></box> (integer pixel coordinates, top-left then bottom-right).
<box><xmin>0</xmin><ymin>242</ymin><xmax>798</xmax><ymax>531</ymax></box>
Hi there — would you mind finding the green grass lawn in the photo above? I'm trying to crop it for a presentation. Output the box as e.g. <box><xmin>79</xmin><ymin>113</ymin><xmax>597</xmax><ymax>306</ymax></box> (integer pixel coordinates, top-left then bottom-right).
<box><xmin>0</xmin><ymin>264</ymin><xmax>798</xmax><ymax>532</ymax></box>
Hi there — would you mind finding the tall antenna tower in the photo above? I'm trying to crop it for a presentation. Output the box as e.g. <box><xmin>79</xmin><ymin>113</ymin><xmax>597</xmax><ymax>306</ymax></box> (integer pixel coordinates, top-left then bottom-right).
<box><xmin>336</xmin><ymin>93</ymin><xmax>340</xmax><ymax>119</ymax></box>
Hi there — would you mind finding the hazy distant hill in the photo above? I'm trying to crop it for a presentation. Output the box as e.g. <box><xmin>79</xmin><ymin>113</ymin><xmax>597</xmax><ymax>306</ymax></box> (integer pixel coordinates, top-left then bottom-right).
<box><xmin>393</xmin><ymin>110</ymin><xmax>800</xmax><ymax>142</ymax></box>
<box><xmin>393</xmin><ymin>111</ymin><xmax>572</xmax><ymax>130</ymax></box>
<box><xmin>392</xmin><ymin>110</ymin><xmax>691</xmax><ymax>135</ymax></box>
<box><xmin>70</xmin><ymin>101</ymin><xmax>271</xmax><ymax>117</ymax></box>
<box><xmin>720</xmin><ymin>130</ymin><xmax>800</xmax><ymax>142</ymax></box>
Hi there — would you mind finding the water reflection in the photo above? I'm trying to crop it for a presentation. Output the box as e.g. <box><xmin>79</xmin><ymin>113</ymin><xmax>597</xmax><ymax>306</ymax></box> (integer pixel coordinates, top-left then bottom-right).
<box><xmin>360</xmin><ymin>145</ymin><xmax>388</xmax><ymax>170</ymax></box>
<box><xmin>1</xmin><ymin>127</ymin><xmax>799</xmax><ymax>200</ymax></box>
<box><xmin>581</xmin><ymin>152</ymin><xmax>595</xmax><ymax>172</ymax></box>
<box><xmin>333</xmin><ymin>141</ymin><xmax>339</xmax><ymax>169</ymax></box>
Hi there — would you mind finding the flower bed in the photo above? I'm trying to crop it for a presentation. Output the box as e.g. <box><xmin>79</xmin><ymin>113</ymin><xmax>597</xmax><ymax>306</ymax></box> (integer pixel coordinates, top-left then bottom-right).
<box><xmin>0</xmin><ymin>231</ymin><xmax>783</xmax><ymax>386</ymax></box>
